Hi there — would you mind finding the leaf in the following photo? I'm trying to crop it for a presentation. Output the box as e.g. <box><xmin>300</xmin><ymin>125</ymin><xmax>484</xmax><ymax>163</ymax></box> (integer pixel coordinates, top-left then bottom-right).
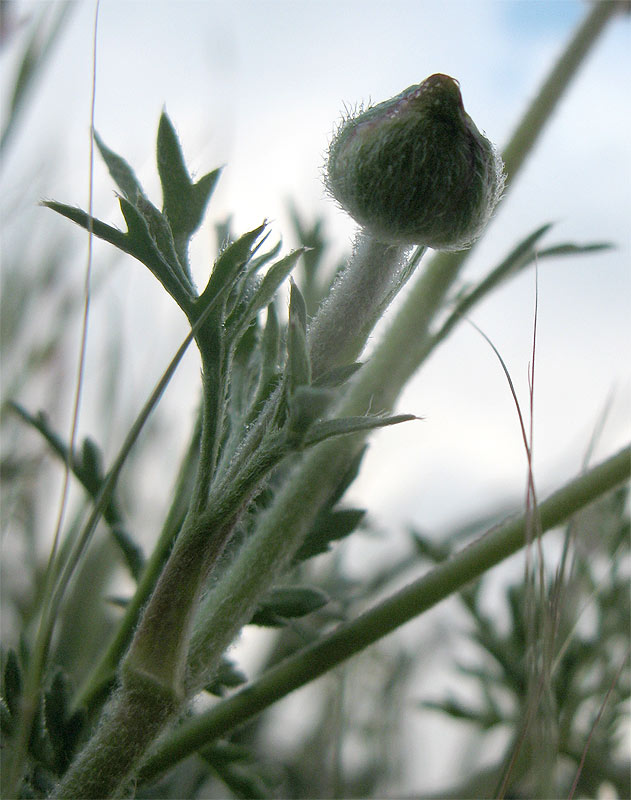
<box><xmin>157</xmin><ymin>111</ymin><xmax>221</xmax><ymax>254</ymax></box>
<box><xmin>0</xmin><ymin>696</ymin><xmax>11</xmax><ymax>735</ymax></box>
<box><xmin>303</xmin><ymin>413</ymin><xmax>418</xmax><ymax>448</ymax></box>
<box><xmin>42</xmin><ymin>201</ymin><xmax>129</xmax><ymax>252</ymax></box>
<box><xmin>198</xmin><ymin>224</ymin><xmax>267</xmax><ymax>314</ymax></box>
<box><xmin>421</xmin><ymin>697</ymin><xmax>502</xmax><ymax>729</ymax></box>
<box><xmin>43</xmin><ymin>200</ymin><xmax>193</xmax><ymax>309</ymax></box>
<box><xmin>286</xmin><ymin>280</ymin><xmax>311</xmax><ymax>391</ymax></box>
<box><xmin>28</xmin><ymin>692</ymin><xmax>49</xmax><ymax>764</ymax></box>
<box><xmin>118</xmin><ymin>197</ymin><xmax>193</xmax><ymax>306</ymax></box>
<box><xmin>294</xmin><ymin>509</ymin><xmax>366</xmax><ymax>562</ymax></box>
<box><xmin>433</xmin><ymin>224</ymin><xmax>615</xmax><ymax>349</ymax></box>
<box><xmin>8</xmin><ymin>404</ymin><xmax>144</xmax><ymax>579</ymax></box>
<box><xmin>261</xmin><ymin>304</ymin><xmax>280</xmax><ymax>380</ymax></box>
<box><xmin>200</xmin><ymin>753</ymin><xmax>272</xmax><ymax>800</ymax></box>
<box><xmin>250</xmin><ymin>586</ymin><xmax>330</xmax><ymax>626</ymax></box>
<box><xmin>111</xmin><ymin>525</ymin><xmax>145</xmax><ymax>581</ymax></box>
<box><xmin>94</xmin><ymin>131</ymin><xmax>145</xmax><ymax>203</ymax></box>
<box><xmin>79</xmin><ymin>437</ymin><xmax>104</xmax><ymax>494</ymax></box>
<box><xmin>227</xmin><ymin>249</ymin><xmax>305</xmax><ymax>340</ymax></box>
<box><xmin>537</xmin><ymin>241</ymin><xmax>613</xmax><ymax>258</ymax></box>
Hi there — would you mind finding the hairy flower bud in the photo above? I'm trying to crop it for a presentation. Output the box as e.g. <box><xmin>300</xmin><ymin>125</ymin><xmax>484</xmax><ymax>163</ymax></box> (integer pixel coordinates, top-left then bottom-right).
<box><xmin>326</xmin><ymin>73</ymin><xmax>504</xmax><ymax>250</ymax></box>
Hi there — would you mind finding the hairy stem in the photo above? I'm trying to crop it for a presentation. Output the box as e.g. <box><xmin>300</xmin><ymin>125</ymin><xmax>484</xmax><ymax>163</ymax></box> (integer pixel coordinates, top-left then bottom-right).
<box><xmin>307</xmin><ymin>234</ymin><xmax>412</xmax><ymax>377</ymax></box>
<box><xmin>142</xmin><ymin>444</ymin><xmax>631</xmax><ymax>782</ymax></box>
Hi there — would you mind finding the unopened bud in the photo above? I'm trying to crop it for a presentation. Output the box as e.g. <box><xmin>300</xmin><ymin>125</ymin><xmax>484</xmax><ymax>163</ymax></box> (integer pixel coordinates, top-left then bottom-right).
<box><xmin>326</xmin><ymin>73</ymin><xmax>504</xmax><ymax>250</ymax></box>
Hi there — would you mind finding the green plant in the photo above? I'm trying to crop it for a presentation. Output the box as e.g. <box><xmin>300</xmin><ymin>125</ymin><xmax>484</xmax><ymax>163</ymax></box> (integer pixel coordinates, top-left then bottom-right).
<box><xmin>1</xmin><ymin>3</ymin><xmax>629</xmax><ymax>798</ymax></box>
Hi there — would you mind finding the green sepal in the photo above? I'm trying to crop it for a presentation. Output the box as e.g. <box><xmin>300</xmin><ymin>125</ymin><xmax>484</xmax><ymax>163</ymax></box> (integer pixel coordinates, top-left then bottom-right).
<box><xmin>286</xmin><ymin>280</ymin><xmax>311</xmax><ymax>391</ymax></box>
<box><xmin>303</xmin><ymin>413</ymin><xmax>417</xmax><ymax>448</ymax></box>
<box><xmin>250</xmin><ymin>586</ymin><xmax>330</xmax><ymax>626</ymax></box>
<box><xmin>156</xmin><ymin>111</ymin><xmax>221</xmax><ymax>260</ymax></box>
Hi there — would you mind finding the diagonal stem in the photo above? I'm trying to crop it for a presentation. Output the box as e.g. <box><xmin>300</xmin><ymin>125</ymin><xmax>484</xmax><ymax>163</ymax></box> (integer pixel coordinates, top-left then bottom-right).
<box><xmin>140</xmin><ymin>444</ymin><xmax>631</xmax><ymax>783</ymax></box>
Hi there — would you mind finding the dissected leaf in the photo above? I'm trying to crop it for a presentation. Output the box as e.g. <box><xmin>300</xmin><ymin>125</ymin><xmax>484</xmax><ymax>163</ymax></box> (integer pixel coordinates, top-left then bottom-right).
<box><xmin>287</xmin><ymin>385</ymin><xmax>336</xmax><ymax>443</ymax></box>
<box><xmin>157</xmin><ymin>111</ymin><xmax>221</xmax><ymax>256</ymax></box>
<box><xmin>44</xmin><ymin>671</ymin><xmax>87</xmax><ymax>775</ymax></box>
<box><xmin>8</xmin><ymin>404</ymin><xmax>144</xmax><ymax>579</ymax></box>
<box><xmin>118</xmin><ymin>197</ymin><xmax>193</xmax><ymax>306</ymax></box>
<box><xmin>227</xmin><ymin>249</ymin><xmax>305</xmax><ymax>340</ymax></box>
<box><xmin>94</xmin><ymin>131</ymin><xmax>144</xmax><ymax>203</ymax></box>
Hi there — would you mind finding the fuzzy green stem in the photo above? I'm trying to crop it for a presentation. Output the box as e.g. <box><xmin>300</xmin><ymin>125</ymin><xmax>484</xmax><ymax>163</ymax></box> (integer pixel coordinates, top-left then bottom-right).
<box><xmin>53</xmin><ymin>673</ymin><xmax>179</xmax><ymax>799</ymax></box>
<box><xmin>57</xmin><ymin>435</ymin><xmax>288</xmax><ymax>798</ymax></box>
<box><xmin>122</xmin><ymin>512</ymin><xmax>237</xmax><ymax>696</ymax></box>
<box><xmin>75</xmin><ymin>413</ymin><xmax>202</xmax><ymax>714</ymax></box>
<box><xmin>142</xmin><ymin>444</ymin><xmax>631</xmax><ymax>783</ymax></box>
<box><xmin>307</xmin><ymin>234</ymin><xmax>413</xmax><ymax>377</ymax></box>
<box><xmin>500</xmin><ymin>0</ymin><xmax>623</xmax><ymax>182</ymax></box>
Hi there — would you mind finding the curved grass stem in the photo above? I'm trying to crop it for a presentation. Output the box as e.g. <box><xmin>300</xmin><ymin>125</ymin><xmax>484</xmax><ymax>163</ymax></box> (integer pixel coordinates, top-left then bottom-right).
<box><xmin>141</xmin><ymin>444</ymin><xmax>631</xmax><ymax>783</ymax></box>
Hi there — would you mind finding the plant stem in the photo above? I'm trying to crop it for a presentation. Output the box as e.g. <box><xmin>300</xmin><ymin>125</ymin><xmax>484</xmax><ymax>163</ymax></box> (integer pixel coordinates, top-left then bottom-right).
<box><xmin>141</xmin><ymin>444</ymin><xmax>631</xmax><ymax>782</ymax></box>
<box><xmin>500</xmin><ymin>0</ymin><xmax>623</xmax><ymax>182</ymax></box>
<box><xmin>54</xmin><ymin>673</ymin><xmax>180</xmax><ymax>799</ymax></box>
<box><xmin>74</xmin><ymin>412</ymin><xmax>201</xmax><ymax>714</ymax></box>
<box><xmin>307</xmin><ymin>234</ymin><xmax>411</xmax><ymax>377</ymax></box>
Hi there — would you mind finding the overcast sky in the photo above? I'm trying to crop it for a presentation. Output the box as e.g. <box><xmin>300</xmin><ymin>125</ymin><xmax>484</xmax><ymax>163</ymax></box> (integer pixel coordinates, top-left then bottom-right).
<box><xmin>2</xmin><ymin>0</ymin><xmax>630</xmax><ymax>538</ymax></box>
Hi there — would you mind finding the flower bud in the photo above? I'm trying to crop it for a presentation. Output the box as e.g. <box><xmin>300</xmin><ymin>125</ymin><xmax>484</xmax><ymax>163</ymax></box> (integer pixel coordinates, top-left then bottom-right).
<box><xmin>325</xmin><ymin>74</ymin><xmax>504</xmax><ymax>250</ymax></box>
